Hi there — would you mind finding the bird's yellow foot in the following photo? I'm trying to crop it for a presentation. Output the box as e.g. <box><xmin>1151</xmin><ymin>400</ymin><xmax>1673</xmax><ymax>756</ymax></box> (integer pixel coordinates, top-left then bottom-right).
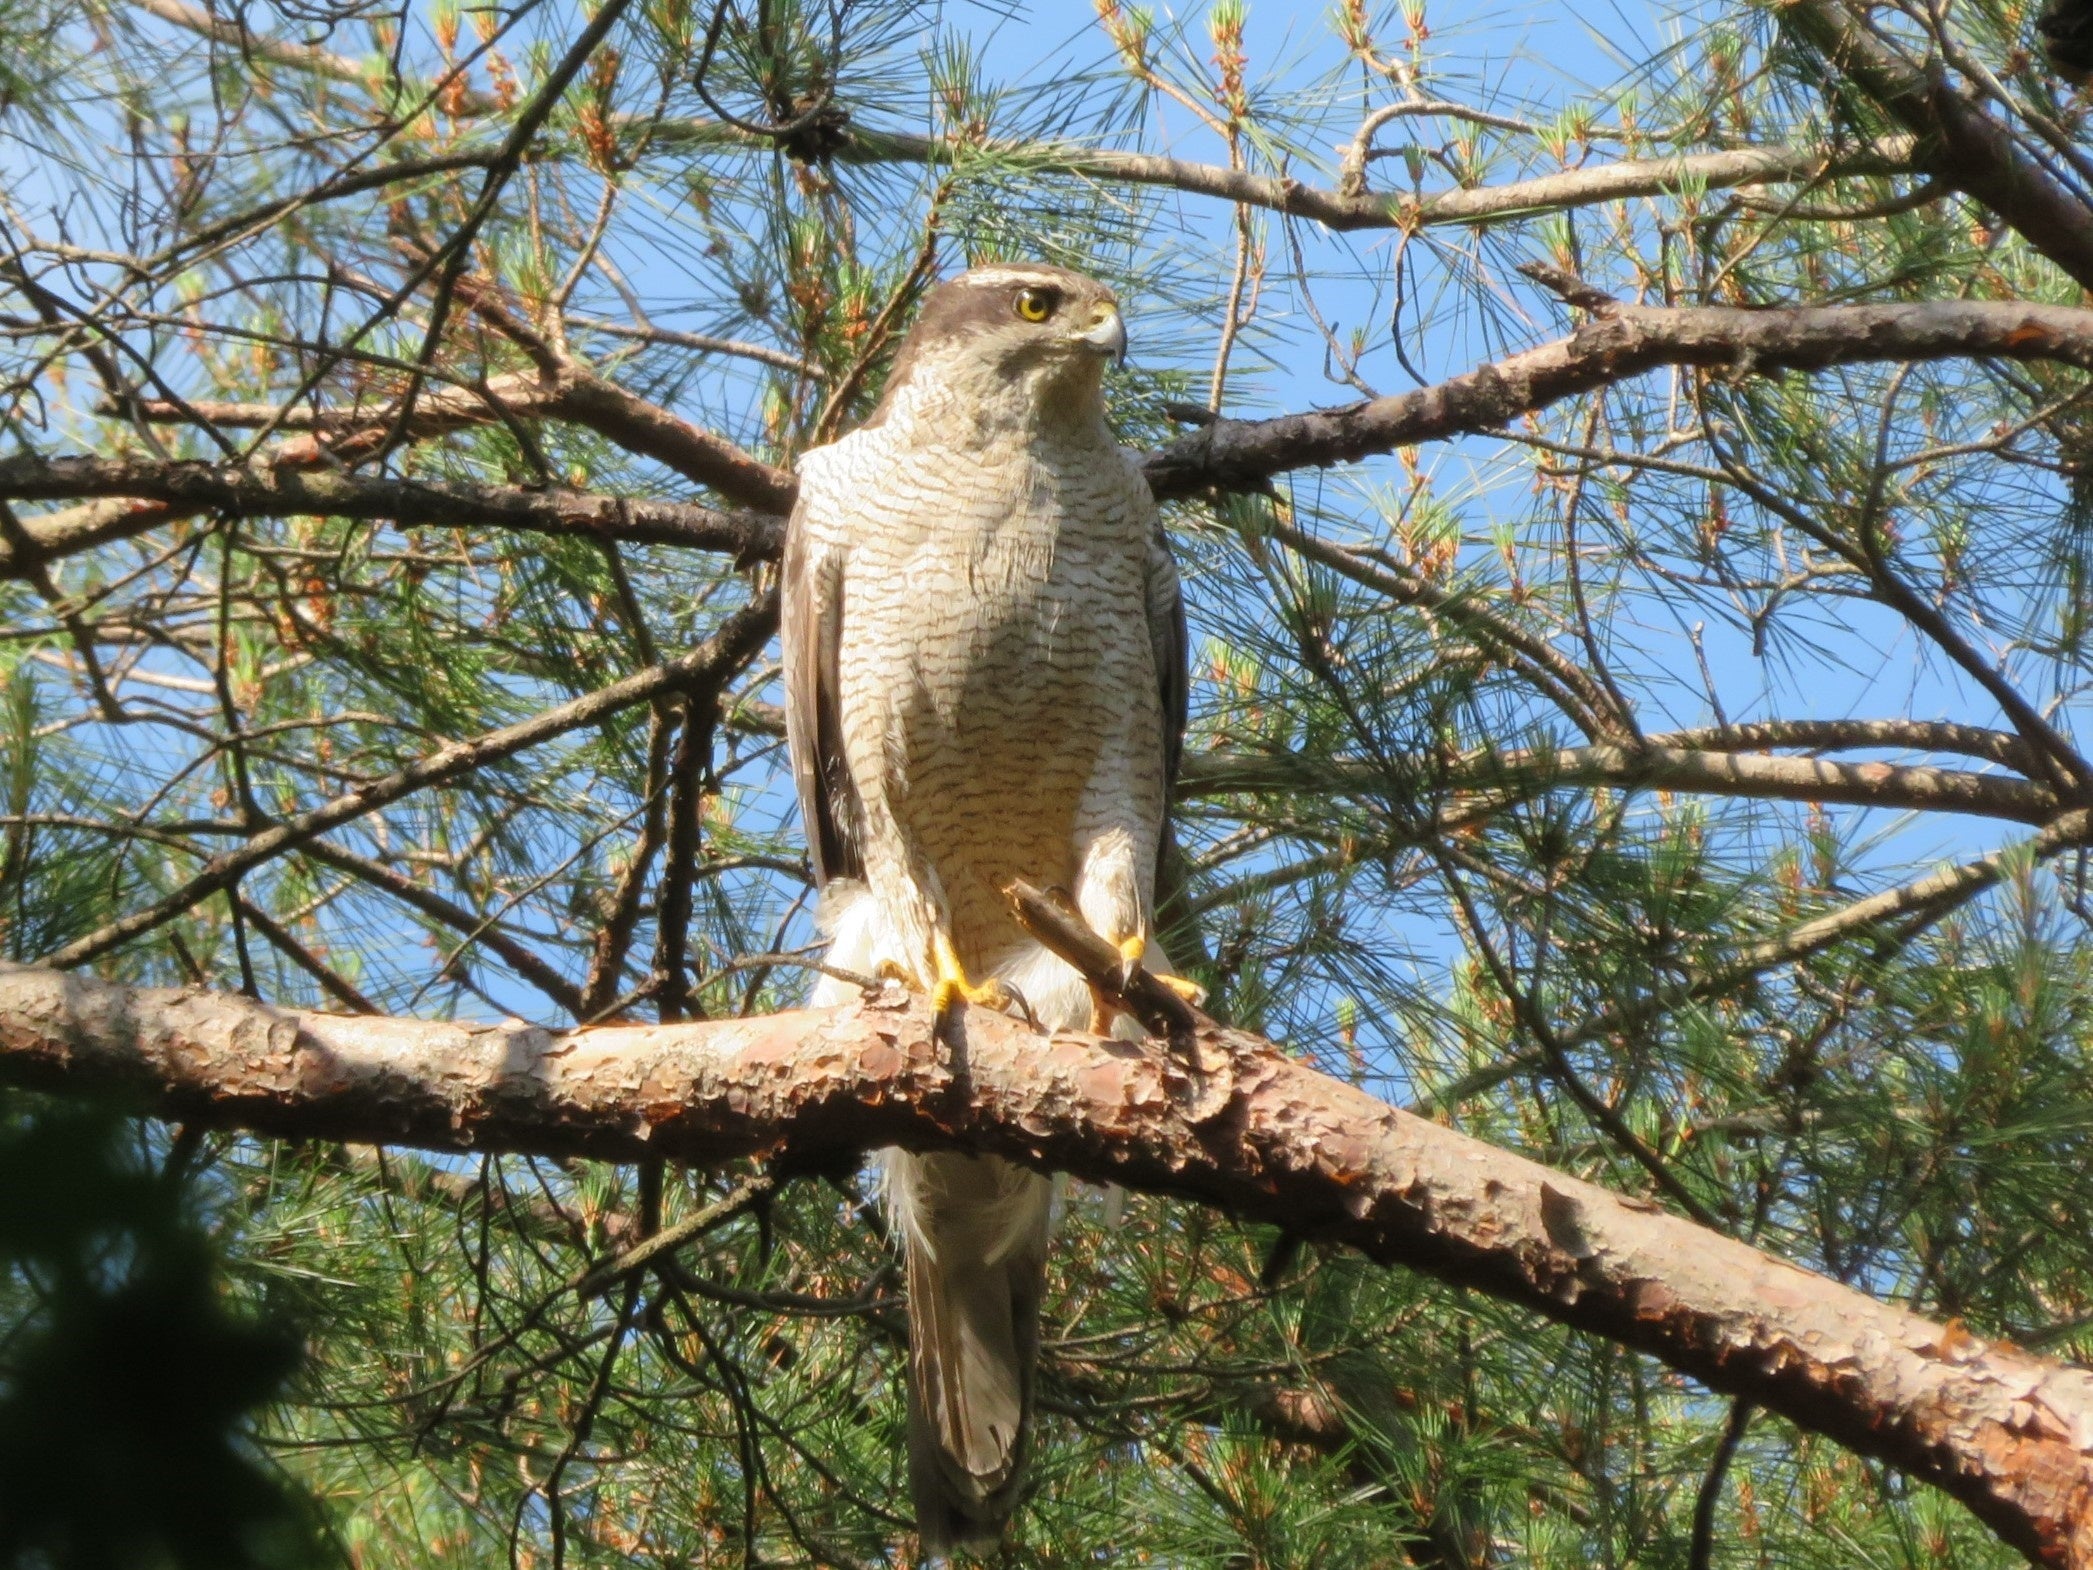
<box><xmin>931</xmin><ymin>932</ymin><xmax>1009</xmax><ymax>1031</ymax></box>
<box><xmin>1154</xmin><ymin>972</ymin><xmax>1208</xmax><ymax>1005</ymax></box>
<box><xmin>1115</xmin><ymin>934</ymin><xmax>1209</xmax><ymax>1006</ymax></box>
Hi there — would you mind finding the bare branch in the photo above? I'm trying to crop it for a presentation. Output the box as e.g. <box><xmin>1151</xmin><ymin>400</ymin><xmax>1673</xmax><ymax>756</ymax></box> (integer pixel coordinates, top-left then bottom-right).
<box><xmin>0</xmin><ymin>457</ymin><xmax>784</xmax><ymax>566</ymax></box>
<box><xmin>651</xmin><ymin>119</ymin><xmax>1912</xmax><ymax>233</ymax></box>
<box><xmin>128</xmin><ymin>0</ymin><xmax>391</xmax><ymax>98</ymax></box>
<box><xmin>115</xmin><ymin>367</ymin><xmax>798</xmax><ymax>515</ymax></box>
<box><xmin>1721</xmin><ymin>808</ymin><xmax>2093</xmax><ymax>973</ymax></box>
<box><xmin>1261</xmin><ymin>518</ymin><xmax>1631</xmax><ymax>741</ymax></box>
<box><xmin>568</xmin><ymin>315</ymin><xmax>822</xmax><ymax>378</ymax></box>
<box><xmin>1145</xmin><ymin>299</ymin><xmax>2093</xmax><ymax>497</ymax></box>
<box><xmin>1179</xmin><ymin>741</ymin><xmax>2064</xmax><ymax>824</ymax></box>
<box><xmin>229</xmin><ymin>892</ymin><xmax>378</xmax><ymax>1014</ymax></box>
<box><xmin>1543</xmin><ymin>809</ymin><xmax>2093</xmax><ymax>1062</ymax></box>
<box><xmin>551</xmin><ymin>368</ymin><xmax>797</xmax><ymax>513</ymax></box>
<box><xmin>0</xmin><ymin>497</ymin><xmax>194</xmax><ymax>576</ymax></box>
<box><xmin>1645</xmin><ymin>719</ymin><xmax>2037</xmax><ymax>774</ymax></box>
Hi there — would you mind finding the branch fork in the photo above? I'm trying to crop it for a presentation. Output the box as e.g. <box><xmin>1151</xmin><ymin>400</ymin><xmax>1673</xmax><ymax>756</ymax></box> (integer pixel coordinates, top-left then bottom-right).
<box><xmin>1003</xmin><ymin>877</ymin><xmax>1251</xmax><ymax>1124</ymax></box>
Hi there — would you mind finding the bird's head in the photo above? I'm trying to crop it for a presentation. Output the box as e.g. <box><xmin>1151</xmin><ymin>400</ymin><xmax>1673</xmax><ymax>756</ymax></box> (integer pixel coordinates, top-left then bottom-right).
<box><xmin>867</xmin><ymin>264</ymin><xmax>1128</xmax><ymax>436</ymax></box>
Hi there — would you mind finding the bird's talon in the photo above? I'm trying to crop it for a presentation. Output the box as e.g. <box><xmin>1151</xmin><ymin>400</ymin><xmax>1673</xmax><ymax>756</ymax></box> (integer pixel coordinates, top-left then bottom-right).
<box><xmin>1111</xmin><ymin>932</ymin><xmax>1206</xmax><ymax>1008</ymax></box>
<box><xmin>1004</xmin><ymin>984</ymin><xmax>1042</xmax><ymax>1032</ymax></box>
<box><xmin>1155</xmin><ymin>972</ymin><xmax>1208</xmax><ymax>1006</ymax></box>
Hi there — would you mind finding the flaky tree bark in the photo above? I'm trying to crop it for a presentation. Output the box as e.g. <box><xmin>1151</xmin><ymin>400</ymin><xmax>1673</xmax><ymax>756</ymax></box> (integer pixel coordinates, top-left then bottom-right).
<box><xmin>1</xmin><ymin>963</ymin><xmax>2089</xmax><ymax>1568</ymax></box>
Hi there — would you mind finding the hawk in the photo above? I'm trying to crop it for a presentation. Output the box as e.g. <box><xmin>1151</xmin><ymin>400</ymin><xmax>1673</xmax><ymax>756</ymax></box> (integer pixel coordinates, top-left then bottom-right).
<box><xmin>784</xmin><ymin>263</ymin><xmax>1188</xmax><ymax>1549</ymax></box>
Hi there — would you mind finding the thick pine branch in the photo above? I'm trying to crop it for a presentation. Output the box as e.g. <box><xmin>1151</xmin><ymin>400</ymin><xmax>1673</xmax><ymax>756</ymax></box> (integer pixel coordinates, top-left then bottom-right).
<box><xmin>1</xmin><ymin>962</ymin><xmax>2089</xmax><ymax>1569</ymax></box>
<box><xmin>1780</xmin><ymin>0</ymin><xmax>2093</xmax><ymax>293</ymax></box>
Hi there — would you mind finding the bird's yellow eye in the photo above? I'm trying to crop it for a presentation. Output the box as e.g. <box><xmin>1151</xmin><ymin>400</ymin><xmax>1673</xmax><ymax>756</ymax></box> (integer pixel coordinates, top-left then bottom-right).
<box><xmin>1013</xmin><ymin>287</ymin><xmax>1055</xmax><ymax>322</ymax></box>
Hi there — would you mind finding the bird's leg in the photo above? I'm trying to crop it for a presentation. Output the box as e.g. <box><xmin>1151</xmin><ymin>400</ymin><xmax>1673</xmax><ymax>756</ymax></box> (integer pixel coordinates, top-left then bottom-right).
<box><xmin>1085</xmin><ymin>933</ymin><xmax>1147</xmax><ymax>1034</ymax></box>
<box><xmin>1086</xmin><ymin>981</ymin><xmax>1119</xmax><ymax>1037</ymax></box>
<box><xmin>930</xmin><ymin>930</ymin><xmax>1010</xmax><ymax>1031</ymax></box>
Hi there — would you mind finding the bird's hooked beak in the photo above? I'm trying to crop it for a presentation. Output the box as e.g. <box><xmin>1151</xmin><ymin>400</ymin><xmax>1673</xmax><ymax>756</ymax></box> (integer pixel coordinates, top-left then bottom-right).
<box><xmin>1080</xmin><ymin>302</ymin><xmax>1128</xmax><ymax>367</ymax></box>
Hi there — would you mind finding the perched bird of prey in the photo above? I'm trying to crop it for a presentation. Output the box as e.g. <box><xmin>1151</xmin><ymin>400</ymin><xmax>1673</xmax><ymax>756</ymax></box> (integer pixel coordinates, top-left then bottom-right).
<box><xmin>784</xmin><ymin>263</ymin><xmax>1187</xmax><ymax>1550</ymax></box>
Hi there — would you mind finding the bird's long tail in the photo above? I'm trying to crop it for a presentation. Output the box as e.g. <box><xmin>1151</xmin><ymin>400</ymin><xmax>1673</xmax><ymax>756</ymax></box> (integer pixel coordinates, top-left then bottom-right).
<box><xmin>811</xmin><ymin>881</ymin><xmax>1058</xmax><ymax>1550</ymax></box>
<box><xmin>882</xmin><ymin>1147</ymin><xmax>1053</xmax><ymax>1550</ymax></box>
<box><xmin>813</xmin><ymin>881</ymin><xmax>1170</xmax><ymax>1551</ymax></box>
